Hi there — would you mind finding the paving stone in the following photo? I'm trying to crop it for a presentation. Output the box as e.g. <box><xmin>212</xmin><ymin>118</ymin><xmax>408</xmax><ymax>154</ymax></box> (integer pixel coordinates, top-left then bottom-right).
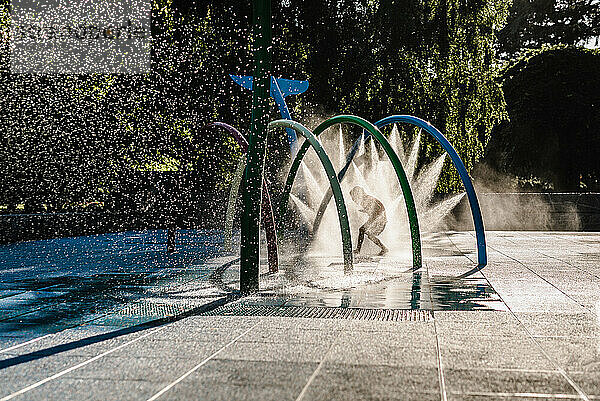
<box><xmin>513</xmin><ymin>312</ymin><xmax>600</xmax><ymax>337</ymax></box>
<box><xmin>438</xmin><ymin>335</ymin><xmax>554</xmax><ymax>370</ymax></box>
<box><xmin>215</xmin><ymin>340</ymin><xmax>332</xmax><ymax>363</ymax></box>
<box><xmin>327</xmin><ymin>339</ymin><xmax>438</xmax><ymax>367</ymax></box>
<box><xmin>444</xmin><ymin>368</ymin><xmax>576</xmax><ymax>395</ymax></box>
<box><xmin>160</xmin><ymin>381</ymin><xmax>301</xmax><ymax>401</ymax></box>
<box><xmin>19</xmin><ymin>378</ymin><xmax>166</xmax><ymax>401</ymax></box>
<box><xmin>534</xmin><ymin>336</ymin><xmax>600</xmax><ymax>372</ymax></box>
<box><xmin>237</xmin><ymin>326</ymin><xmax>339</xmax><ymax>345</ymax></box>
<box><xmin>569</xmin><ymin>371</ymin><xmax>600</xmax><ymax>397</ymax></box>
<box><xmin>302</xmin><ymin>364</ymin><xmax>440</xmax><ymax>401</ymax></box>
<box><xmin>2</xmin><ymin>230</ymin><xmax>600</xmax><ymax>400</ymax></box>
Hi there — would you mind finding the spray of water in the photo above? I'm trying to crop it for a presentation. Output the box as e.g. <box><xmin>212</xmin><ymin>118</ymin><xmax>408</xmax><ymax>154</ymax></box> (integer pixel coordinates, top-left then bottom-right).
<box><xmin>300</xmin><ymin>162</ymin><xmax>325</xmax><ymax>209</ymax></box>
<box><xmin>290</xmin><ymin>193</ymin><xmax>317</xmax><ymax>223</ymax></box>
<box><xmin>338</xmin><ymin>125</ymin><xmax>345</xmax><ymax>170</ymax></box>
<box><xmin>405</xmin><ymin>129</ymin><xmax>421</xmax><ymax>182</ymax></box>
<box><xmin>289</xmin><ymin>123</ymin><xmax>466</xmax><ymax>258</ymax></box>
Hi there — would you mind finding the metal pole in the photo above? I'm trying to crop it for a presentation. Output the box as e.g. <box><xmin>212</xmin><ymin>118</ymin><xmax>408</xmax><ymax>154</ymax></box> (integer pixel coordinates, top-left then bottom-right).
<box><xmin>240</xmin><ymin>0</ymin><xmax>271</xmax><ymax>294</ymax></box>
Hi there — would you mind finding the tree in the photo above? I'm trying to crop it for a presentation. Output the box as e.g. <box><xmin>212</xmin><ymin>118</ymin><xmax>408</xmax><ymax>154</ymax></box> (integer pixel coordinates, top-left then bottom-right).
<box><xmin>498</xmin><ymin>0</ymin><xmax>600</xmax><ymax>60</ymax></box>
<box><xmin>484</xmin><ymin>47</ymin><xmax>600</xmax><ymax>191</ymax></box>
<box><xmin>0</xmin><ymin>0</ymin><xmax>250</xmax><ymax>210</ymax></box>
<box><xmin>1</xmin><ymin>0</ymin><xmax>516</xmax><ymax>213</ymax></box>
<box><xmin>274</xmin><ymin>0</ymin><xmax>511</xmax><ymax>192</ymax></box>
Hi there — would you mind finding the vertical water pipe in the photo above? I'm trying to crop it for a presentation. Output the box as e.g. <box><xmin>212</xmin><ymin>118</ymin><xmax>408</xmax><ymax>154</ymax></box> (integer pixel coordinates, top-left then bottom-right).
<box><xmin>240</xmin><ymin>0</ymin><xmax>271</xmax><ymax>294</ymax></box>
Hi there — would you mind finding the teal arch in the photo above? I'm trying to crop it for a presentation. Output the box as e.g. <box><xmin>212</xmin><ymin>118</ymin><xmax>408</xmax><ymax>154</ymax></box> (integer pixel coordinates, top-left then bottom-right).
<box><xmin>281</xmin><ymin>115</ymin><xmax>422</xmax><ymax>270</ymax></box>
<box><xmin>270</xmin><ymin>119</ymin><xmax>354</xmax><ymax>272</ymax></box>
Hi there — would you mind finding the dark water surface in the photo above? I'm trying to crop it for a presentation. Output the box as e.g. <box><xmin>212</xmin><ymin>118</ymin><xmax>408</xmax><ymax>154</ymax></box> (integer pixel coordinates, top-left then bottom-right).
<box><xmin>0</xmin><ymin>230</ymin><xmax>504</xmax><ymax>341</ymax></box>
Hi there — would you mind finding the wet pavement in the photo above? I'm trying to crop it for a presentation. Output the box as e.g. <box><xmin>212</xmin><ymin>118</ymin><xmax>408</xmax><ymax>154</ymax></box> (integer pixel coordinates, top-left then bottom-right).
<box><xmin>1</xmin><ymin>230</ymin><xmax>600</xmax><ymax>400</ymax></box>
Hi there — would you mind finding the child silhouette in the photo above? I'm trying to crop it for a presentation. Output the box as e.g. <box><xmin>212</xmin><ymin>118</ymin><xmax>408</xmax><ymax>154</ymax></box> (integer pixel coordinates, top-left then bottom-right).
<box><xmin>349</xmin><ymin>186</ymin><xmax>388</xmax><ymax>256</ymax></box>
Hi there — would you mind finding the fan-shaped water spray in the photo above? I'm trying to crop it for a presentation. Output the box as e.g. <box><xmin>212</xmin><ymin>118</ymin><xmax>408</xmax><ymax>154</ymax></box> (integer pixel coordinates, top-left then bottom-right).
<box><xmin>389</xmin><ymin>124</ymin><xmax>405</xmax><ymax>163</ymax></box>
<box><xmin>300</xmin><ymin>161</ymin><xmax>326</xmax><ymax>208</ymax></box>
<box><xmin>289</xmin><ymin>124</ymin><xmax>464</xmax><ymax>259</ymax></box>
<box><xmin>415</xmin><ymin>154</ymin><xmax>447</xmax><ymax>208</ymax></box>
<box><xmin>290</xmin><ymin>193</ymin><xmax>316</xmax><ymax>224</ymax></box>
<box><xmin>405</xmin><ymin>129</ymin><xmax>421</xmax><ymax>182</ymax></box>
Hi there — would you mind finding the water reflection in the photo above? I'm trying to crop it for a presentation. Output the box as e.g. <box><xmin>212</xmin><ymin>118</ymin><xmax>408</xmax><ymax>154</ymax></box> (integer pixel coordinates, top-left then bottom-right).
<box><xmin>281</xmin><ymin>271</ymin><xmax>505</xmax><ymax>311</ymax></box>
<box><xmin>0</xmin><ymin>229</ymin><xmax>505</xmax><ymax>342</ymax></box>
<box><xmin>0</xmin><ymin>230</ymin><xmax>221</xmax><ymax>335</ymax></box>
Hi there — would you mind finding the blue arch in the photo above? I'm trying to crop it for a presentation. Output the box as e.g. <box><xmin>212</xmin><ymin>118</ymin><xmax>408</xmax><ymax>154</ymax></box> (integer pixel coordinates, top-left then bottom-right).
<box><xmin>318</xmin><ymin>115</ymin><xmax>486</xmax><ymax>275</ymax></box>
<box><xmin>377</xmin><ymin>116</ymin><xmax>486</xmax><ymax>272</ymax></box>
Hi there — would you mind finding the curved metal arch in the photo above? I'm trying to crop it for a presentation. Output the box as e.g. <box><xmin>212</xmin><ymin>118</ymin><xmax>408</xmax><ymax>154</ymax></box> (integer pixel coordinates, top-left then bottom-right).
<box><xmin>270</xmin><ymin>119</ymin><xmax>354</xmax><ymax>272</ymax></box>
<box><xmin>203</xmin><ymin>122</ymin><xmax>278</xmax><ymax>273</ymax></box>
<box><xmin>375</xmin><ymin>115</ymin><xmax>486</xmax><ymax>275</ymax></box>
<box><xmin>281</xmin><ymin>115</ymin><xmax>422</xmax><ymax>270</ymax></box>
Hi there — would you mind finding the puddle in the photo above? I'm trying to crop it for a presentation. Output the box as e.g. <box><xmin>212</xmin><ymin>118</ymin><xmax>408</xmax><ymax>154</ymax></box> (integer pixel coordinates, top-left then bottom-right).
<box><xmin>0</xmin><ymin>230</ymin><xmax>506</xmax><ymax>338</ymax></box>
<box><xmin>218</xmin><ymin>254</ymin><xmax>507</xmax><ymax>311</ymax></box>
<box><xmin>0</xmin><ymin>230</ymin><xmax>222</xmax><ymax>334</ymax></box>
<box><xmin>271</xmin><ymin>272</ymin><xmax>506</xmax><ymax>311</ymax></box>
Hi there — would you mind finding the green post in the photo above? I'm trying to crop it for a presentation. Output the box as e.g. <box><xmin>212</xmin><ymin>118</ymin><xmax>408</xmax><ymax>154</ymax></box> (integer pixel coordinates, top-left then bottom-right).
<box><xmin>240</xmin><ymin>0</ymin><xmax>271</xmax><ymax>294</ymax></box>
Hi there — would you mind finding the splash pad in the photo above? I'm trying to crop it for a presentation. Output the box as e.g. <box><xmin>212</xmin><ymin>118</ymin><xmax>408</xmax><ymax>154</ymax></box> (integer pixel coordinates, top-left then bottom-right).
<box><xmin>215</xmin><ymin>0</ymin><xmax>487</xmax><ymax>293</ymax></box>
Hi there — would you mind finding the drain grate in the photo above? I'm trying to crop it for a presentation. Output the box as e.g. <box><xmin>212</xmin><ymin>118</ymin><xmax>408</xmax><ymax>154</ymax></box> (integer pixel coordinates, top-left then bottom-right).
<box><xmin>200</xmin><ymin>304</ymin><xmax>433</xmax><ymax>322</ymax></box>
<box><xmin>117</xmin><ymin>302</ymin><xmax>195</xmax><ymax>318</ymax></box>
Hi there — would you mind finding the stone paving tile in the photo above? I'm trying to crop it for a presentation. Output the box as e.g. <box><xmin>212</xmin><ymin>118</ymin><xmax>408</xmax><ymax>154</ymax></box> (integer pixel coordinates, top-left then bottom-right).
<box><xmin>438</xmin><ymin>334</ymin><xmax>554</xmax><ymax>370</ymax></box>
<box><xmin>447</xmin><ymin>393</ymin><xmax>583</xmax><ymax>401</ymax></box>
<box><xmin>533</xmin><ymin>336</ymin><xmax>600</xmax><ymax>372</ymax></box>
<box><xmin>160</xmin><ymin>381</ymin><xmax>301</xmax><ymax>401</ymax></box>
<box><xmin>238</xmin><ymin>326</ymin><xmax>339</xmax><ymax>345</ymax></box>
<box><xmin>0</xmin><ymin>357</ymin><xmax>101</xmax><ymax>399</ymax></box>
<box><xmin>444</xmin><ymin>368</ymin><xmax>576</xmax><ymax>395</ymax></box>
<box><xmin>513</xmin><ymin>312</ymin><xmax>600</xmax><ymax>337</ymax></box>
<box><xmin>327</xmin><ymin>339</ymin><xmax>438</xmax><ymax>367</ymax></box>
<box><xmin>155</xmin><ymin>326</ymin><xmax>254</xmax><ymax>344</ymax></box>
<box><xmin>0</xmin><ymin>329</ymin><xmax>147</xmax><ymax>360</ymax></box>
<box><xmin>0</xmin><ymin>335</ymin><xmax>38</xmax><ymax>350</ymax></box>
<box><xmin>159</xmin><ymin>315</ymin><xmax>261</xmax><ymax>333</ymax></box>
<box><xmin>214</xmin><ymin>340</ymin><xmax>332</xmax><ymax>363</ymax></box>
<box><xmin>497</xmin><ymin>295</ymin><xmax>583</xmax><ymax>313</ymax></box>
<box><xmin>247</xmin><ymin>316</ymin><xmax>344</xmax><ymax>330</ymax></box>
<box><xmin>569</xmin><ymin>371</ymin><xmax>600</xmax><ymax>397</ymax></box>
<box><xmin>0</xmin><ymin>322</ymin><xmax>65</xmax><ymax>339</ymax></box>
<box><xmin>187</xmin><ymin>359</ymin><xmax>318</xmax><ymax>388</ymax></box>
<box><xmin>335</xmin><ymin>325</ymin><xmax>437</xmax><ymax>349</ymax></box>
<box><xmin>17</xmin><ymin>378</ymin><xmax>166</xmax><ymax>401</ymax></box>
<box><xmin>0</xmin><ymin>354</ymin><xmax>90</xmax><ymax>380</ymax></box>
<box><xmin>60</xmin><ymin>354</ymin><xmax>229</xmax><ymax>383</ymax></box>
<box><xmin>337</xmin><ymin>319</ymin><xmax>436</xmax><ymax>334</ymax></box>
<box><xmin>0</xmin><ymin>377</ymin><xmax>34</xmax><ymax>395</ymax></box>
<box><xmin>423</xmin><ymin>258</ymin><xmax>475</xmax><ymax>277</ymax></box>
<box><xmin>434</xmin><ymin>311</ymin><xmax>523</xmax><ymax>337</ymax></box>
<box><xmin>301</xmin><ymin>386</ymin><xmax>440</xmax><ymax>401</ymax></box>
<box><xmin>300</xmin><ymin>364</ymin><xmax>440</xmax><ymax>401</ymax></box>
<box><xmin>107</xmin><ymin>338</ymin><xmax>227</xmax><ymax>359</ymax></box>
<box><xmin>150</xmin><ymin>359</ymin><xmax>318</xmax><ymax>400</ymax></box>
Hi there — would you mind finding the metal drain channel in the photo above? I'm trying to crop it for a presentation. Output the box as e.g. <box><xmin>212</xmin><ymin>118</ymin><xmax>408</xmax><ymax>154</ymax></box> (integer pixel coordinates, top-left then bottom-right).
<box><xmin>117</xmin><ymin>302</ymin><xmax>196</xmax><ymax>318</ymax></box>
<box><xmin>200</xmin><ymin>304</ymin><xmax>433</xmax><ymax>321</ymax></box>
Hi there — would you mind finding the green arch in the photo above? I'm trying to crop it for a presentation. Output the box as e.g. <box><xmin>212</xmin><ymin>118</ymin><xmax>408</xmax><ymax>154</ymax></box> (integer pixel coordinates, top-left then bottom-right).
<box><xmin>281</xmin><ymin>115</ymin><xmax>422</xmax><ymax>270</ymax></box>
<box><xmin>269</xmin><ymin>119</ymin><xmax>354</xmax><ymax>272</ymax></box>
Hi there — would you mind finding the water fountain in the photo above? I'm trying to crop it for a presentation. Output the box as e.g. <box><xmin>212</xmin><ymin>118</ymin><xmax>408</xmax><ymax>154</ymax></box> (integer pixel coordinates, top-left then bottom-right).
<box><xmin>218</xmin><ymin>110</ymin><xmax>488</xmax><ymax>289</ymax></box>
<box><xmin>283</xmin><ymin>115</ymin><xmax>487</xmax><ymax>276</ymax></box>
<box><xmin>288</xmin><ymin>123</ymin><xmax>465</xmax><ymax>258</ymax></box>
<box><xmin>219</xmin><ymin>0</ymin><xmax>488</xmax><ymax>293</ymax></box>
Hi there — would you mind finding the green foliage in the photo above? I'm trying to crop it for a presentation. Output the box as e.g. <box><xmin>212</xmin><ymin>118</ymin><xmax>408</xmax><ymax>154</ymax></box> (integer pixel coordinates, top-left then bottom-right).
<box><xmin>0</xmin><ymin>1</ymin><xmax>249</xmax><ymax>207</ymax></box>
<box><xmin>498</xmin><ymin>0</ymin><xmax>600</xmax><ymax>61</ymax></box>
<box><xmin>273</xmin><ymin>0</ymin><xmax>511</xmax><ymax>193</ymax></box>
<box><xmin>1</xmin><ymin>0</ymin><xmax>515</xmax><ymax>208</ymax></box>
<box><xmin>485</xmin><ymin>47</ymin><xmax>600</xmax><ymax>191</ymax></box>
